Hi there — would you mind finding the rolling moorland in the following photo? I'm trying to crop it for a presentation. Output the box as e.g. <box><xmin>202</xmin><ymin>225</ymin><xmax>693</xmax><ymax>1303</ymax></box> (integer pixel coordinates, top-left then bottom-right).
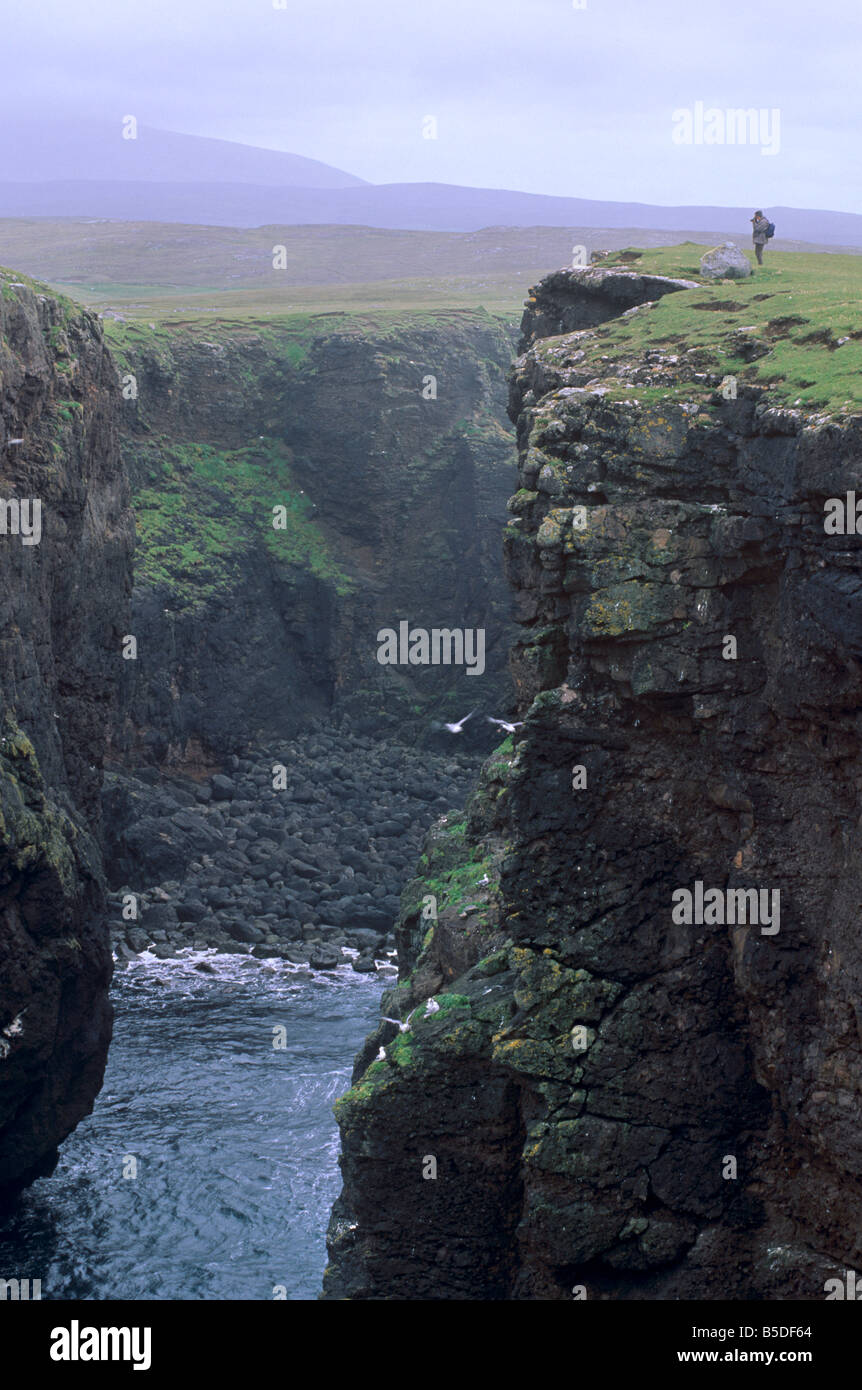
<box><xmin>0</xmin><ymin>219</ymin><xmax>853</xmax><ymax>321</ymax></box>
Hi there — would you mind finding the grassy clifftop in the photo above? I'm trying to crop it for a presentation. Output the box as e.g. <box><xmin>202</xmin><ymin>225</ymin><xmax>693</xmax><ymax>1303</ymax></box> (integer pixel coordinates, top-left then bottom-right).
<box><xmin>550</xmin><ymin>244</ymin><xmax>862</xmax><ymax>414</ymax></box>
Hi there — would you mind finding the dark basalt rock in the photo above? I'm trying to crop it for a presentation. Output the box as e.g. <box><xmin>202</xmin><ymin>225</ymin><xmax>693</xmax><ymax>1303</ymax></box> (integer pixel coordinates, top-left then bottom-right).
<box><xmin>103</xmin><ymin>729</ymin><xmax>483</xmax><ymax>976</ymax></box>
<box><xmin>309</xmin><ymin>945</ymin><xmax>340</xmax><ymax>971</ymax></box>
<box><xmin>323</xmin><ymin>268</ymin><xmax>862</xmax><ymax>1300</ymax></box>
<box><xmin>519</xmin><ymin>266</ymin><xmax>699</xmax><ymax>350</ymax></box>
<box><xmin>351</xmin><ymin>954</ymin><xmax>377</xmax><ymax>974</ymax></box>
<box><xmin>0</xmin><ymin>274</ymin><xmax>132</xmax><ymax>1198</ymax></box>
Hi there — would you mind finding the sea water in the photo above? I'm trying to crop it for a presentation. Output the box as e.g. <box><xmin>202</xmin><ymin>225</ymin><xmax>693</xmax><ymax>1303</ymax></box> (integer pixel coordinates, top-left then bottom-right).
<box><xmin>0</xmin><ymin>952</ymin><xmax>386</xmax><ymax>1300</ymax></box>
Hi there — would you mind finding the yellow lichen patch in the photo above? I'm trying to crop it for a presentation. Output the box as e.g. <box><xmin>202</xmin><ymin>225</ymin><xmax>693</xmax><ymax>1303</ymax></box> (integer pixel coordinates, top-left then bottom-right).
<box><xmin>491</xmin><ymin>1035</ymin><xmax>575</xmax><ymax>1081</ymax></box>
<box><xmin>583</xmin><ymin>579</ymin><xmax>673</xmax><ymax>637</ymax></box>
<box><xmin>536</xmin><ymin>514</ymin><xmax>564</xmax><ymax>549</ymax></box>
<box><xmin>583</xmin><ymin>589</ymin><xmax>634</xmax><ymax>635</ymax></box>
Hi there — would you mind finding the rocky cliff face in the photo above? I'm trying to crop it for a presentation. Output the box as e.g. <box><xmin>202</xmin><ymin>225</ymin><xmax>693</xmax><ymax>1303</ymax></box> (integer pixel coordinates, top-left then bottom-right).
<box><xmin>97</xmin><ymin>310</ymin><xmax>519</xmax><ymax>948</ymax></box>
<box><xmin>0</xmin><ymin>270</ymin><xmax>132</xmax><ymax>1196</ymax></box>
<box><xmin>106</xmin><ymin>311</ymin><xmax>517</xmax><ymax>770</ymax></box>
<box><xmin>323</xmin><ymin>266</ymin><xmax>862</xmax><ymax>1299</ymax></box>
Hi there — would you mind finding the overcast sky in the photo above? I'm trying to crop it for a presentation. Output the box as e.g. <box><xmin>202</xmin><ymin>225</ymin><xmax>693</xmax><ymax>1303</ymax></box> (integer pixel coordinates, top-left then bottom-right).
<box><xmin>3</xmin><ymin>0</ymin><xmax>859</xmax><ymax>211</ymax></box>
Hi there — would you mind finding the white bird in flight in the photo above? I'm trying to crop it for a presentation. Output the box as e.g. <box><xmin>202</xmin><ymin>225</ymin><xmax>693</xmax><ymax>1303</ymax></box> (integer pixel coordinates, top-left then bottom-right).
<box><xmin>486</xmin><ymin>717</ymin><xmax>524</xmax><ymax>734</ymax></box>
<box><xmin>382</xmin><ymin>997</ymin><xmax>441</xmax><ymax>1033</ymax></box>
<box><xmin>443</xmin><ymin>710</ymin><xmax>475</xmax><ymax>734</ymax></box>
<box><xmin>382</xmin><ymin>1016</ymin><xmax>411</xmax><ymax>1033</ymax></box>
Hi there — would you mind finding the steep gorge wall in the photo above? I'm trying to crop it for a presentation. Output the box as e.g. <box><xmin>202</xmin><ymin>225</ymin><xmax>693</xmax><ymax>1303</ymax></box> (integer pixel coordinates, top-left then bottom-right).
<box><xmin>107</xmin><ymin>311</ymin><xmax>518</xmax><ymax>770</ymax></box>
<box><xmin>324</xmin><ymin>268</ymin><xmax>862</xmax><ymax>1299</ymax></box>
<box><xmin>0</xmin><ymin>270</ymin><xmax>132</xmax><ymax>1195</ymax></box>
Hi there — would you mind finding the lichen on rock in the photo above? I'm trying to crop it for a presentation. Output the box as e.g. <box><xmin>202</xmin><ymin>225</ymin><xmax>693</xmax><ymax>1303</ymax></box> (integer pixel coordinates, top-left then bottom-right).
<box><xmin>324</xmin><ymin>256</ymin><xmax>862</xmax><ymax>1300</ymax></box>
<box><xmin>0</xmin><ymin>269</ymin><xmax>132</xmax><ymax>1197</ymax></box>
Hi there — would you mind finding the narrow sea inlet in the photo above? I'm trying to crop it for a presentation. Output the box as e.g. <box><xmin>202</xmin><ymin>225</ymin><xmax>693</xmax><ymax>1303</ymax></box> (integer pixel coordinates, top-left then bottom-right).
<box><xmin>0</xmin><ymin>954</ymin><xmax>385</xmax><ymax>1301</ymax></box>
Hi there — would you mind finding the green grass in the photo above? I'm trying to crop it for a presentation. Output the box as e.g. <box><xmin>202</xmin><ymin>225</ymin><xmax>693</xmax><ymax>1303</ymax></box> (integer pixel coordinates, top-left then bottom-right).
<box><xmin>7</xmin><ymin>231</ymin><xmax>862</xmax><ymax>418</ymax></box>
<box><xmin>574</xmin><ymin>244</ymin><xmax>862</xmax><ymax>414</ymax></box>
<box><xmin>429</xmin><ymin>992</ymin><xmax>471</xmax><ymax>1015</ymax></box>
<box><xmin>485</xmin><ymin>734</ymin><xmax>515</xmax><ymax>772</ymax></box>
<box><xmin>401</xmin><ymin>744</ymin><xmax>519</xmax><ymax>944</ymax></box>
<box><xmin>410</xmin><ymin>813</ymin><xmax>495</xmax><ymax>928</ymax></box>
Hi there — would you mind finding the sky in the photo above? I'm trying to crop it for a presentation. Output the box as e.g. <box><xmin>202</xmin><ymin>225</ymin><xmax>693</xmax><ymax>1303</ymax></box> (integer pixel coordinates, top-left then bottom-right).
<box><xmin>2</xmin><ymin>0</ymin><xmax>860</xmax><ymax>212</ymax></box>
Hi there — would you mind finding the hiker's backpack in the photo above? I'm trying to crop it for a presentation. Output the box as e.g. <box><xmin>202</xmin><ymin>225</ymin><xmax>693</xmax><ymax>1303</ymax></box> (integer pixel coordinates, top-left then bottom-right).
<box><xmin>766</xmin><ymin>221</ymin><xmax>776</xmax><ymax>239</ymax></box>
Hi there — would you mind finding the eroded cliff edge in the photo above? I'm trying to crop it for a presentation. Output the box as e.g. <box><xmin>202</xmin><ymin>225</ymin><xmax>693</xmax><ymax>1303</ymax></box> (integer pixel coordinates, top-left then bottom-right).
<box><xmin>0</xmin><ymin>270</ymin><xmax>132</xmax><ymax>1196</ymax></box>
<box><xmin>323</xmin><ymin>258</ymin><xmax>862</xmax><ymax>1299</ymax></box>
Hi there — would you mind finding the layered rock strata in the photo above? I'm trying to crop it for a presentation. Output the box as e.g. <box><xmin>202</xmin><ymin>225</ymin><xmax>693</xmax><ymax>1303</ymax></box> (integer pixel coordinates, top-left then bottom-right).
<box><xmin>324</xmin><ymin>267</ymin><xmax>862</xmax><ymax>1299</ymax></box>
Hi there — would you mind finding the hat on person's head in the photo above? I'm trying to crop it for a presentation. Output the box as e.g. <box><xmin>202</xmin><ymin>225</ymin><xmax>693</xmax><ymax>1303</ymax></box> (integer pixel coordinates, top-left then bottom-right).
<box><xmin>752</xmin><ymin>210</ymin><xmax>763</xmax><ymax>218</ymax></box>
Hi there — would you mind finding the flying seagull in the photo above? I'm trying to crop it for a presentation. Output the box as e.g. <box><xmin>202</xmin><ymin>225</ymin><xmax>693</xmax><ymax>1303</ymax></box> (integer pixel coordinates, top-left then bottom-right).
<box><xmin>442</xmin><ymin>710</ymin><xmax>475</xmax><ymax>734</ymax></box>
<box><xmin>486</xmin><ymin>717</ymin><xmax>524</xmax><ymax>734</ymax></box>
<box><xmin>382</xmin><ymin>1016</ymin><xmax>411</xmax><ymax>1033</ymax></box>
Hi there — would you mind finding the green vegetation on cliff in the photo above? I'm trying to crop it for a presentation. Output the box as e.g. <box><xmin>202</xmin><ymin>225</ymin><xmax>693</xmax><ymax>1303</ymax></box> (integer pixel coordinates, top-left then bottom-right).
<box><xmin>407</xmin><ymin>812</ymin><xmax>496</xmax><ymax>922</ymax></box>
<box><xmin>134</xmin><ymin>437</ymin><xmax>354</xmax><ymax>607</ymax></box>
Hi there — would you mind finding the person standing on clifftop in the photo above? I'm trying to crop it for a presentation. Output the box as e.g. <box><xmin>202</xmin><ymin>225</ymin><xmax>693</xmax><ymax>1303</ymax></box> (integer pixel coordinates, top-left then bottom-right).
<box><xmin>751</xmin><ymin>210</ymin><xmax>771</xmax><ymax>266</ymax></box>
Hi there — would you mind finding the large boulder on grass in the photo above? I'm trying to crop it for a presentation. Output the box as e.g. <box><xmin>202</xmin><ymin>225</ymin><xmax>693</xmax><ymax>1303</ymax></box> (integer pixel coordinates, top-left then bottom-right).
<box><xmin>700</xmin><ymin>242</ymin><xmax>752</xmax><ymax>280</ymax></box>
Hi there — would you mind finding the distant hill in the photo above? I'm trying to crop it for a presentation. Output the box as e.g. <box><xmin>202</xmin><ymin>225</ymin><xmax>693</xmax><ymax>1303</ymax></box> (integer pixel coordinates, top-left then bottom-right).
<box><xmin>0</xmin><ymin>121</ymin><xmax>367</xmax><ymax>189</ymax></box>
<box><xmin>1</xmin><ymin>122</ymin><xmax>859</xmax><ymax>247</ymax></box>
<box><xmin>0</xmin><ymin>177</ymin><xmax>860</xmax><ymax>249</ymax></box>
